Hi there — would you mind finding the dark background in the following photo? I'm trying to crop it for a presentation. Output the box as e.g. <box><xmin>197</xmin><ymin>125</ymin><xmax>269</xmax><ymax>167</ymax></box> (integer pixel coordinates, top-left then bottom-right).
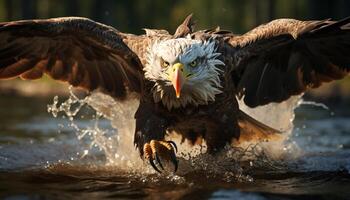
<box><xmin>2</xmin><ymin>0</ymin><xmax>350</xmax><ymax>34</ymax></box>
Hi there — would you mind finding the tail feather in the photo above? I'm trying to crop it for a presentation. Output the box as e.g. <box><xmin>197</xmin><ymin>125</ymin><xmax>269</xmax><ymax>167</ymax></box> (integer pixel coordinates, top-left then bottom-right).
<box><xmin>236</xmin><ymin>110</ymin><xmax>282</xmax><ymax>144</ymax></box>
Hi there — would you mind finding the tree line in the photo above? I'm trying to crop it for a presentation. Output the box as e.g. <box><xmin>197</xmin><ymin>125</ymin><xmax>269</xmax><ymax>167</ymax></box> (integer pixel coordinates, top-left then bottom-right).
<box><xmin>1</xmin><ymin>0</ymin><xmax>350</xmax><ymax>34</ymax></box>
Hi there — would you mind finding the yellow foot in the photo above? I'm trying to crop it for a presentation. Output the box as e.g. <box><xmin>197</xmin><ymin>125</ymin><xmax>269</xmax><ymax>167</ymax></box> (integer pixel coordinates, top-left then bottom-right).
<box><xmin>143</xmin><ymin>140</ymin><xmax>178</xmax><ymax>173</ymax></box>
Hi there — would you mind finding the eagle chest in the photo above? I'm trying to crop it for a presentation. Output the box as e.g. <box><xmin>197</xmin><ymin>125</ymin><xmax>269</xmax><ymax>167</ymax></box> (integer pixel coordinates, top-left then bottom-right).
<box><xmin>164</xmin><ymin>99</ymin><xmax>236</xmax><ymax>144</ymax></box>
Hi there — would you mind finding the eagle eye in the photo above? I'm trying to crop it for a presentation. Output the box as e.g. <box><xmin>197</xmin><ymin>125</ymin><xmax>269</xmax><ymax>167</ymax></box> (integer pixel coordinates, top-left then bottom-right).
<box><xmin>161</xmin><ymin>59</ymin><xmax>170</xmax><ymax>68</ymax></box>
<box><xmin>190</xmin><ymin>59</ymin><xmax>198</xmax><ymax>67</ymax></box>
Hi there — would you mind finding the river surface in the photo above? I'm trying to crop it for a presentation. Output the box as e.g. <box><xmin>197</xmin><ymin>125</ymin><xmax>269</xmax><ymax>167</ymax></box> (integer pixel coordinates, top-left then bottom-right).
<box><xmin>0</xmin><ymin>92</ymin><xmax>349</xmax><ymax>200</ymax></box>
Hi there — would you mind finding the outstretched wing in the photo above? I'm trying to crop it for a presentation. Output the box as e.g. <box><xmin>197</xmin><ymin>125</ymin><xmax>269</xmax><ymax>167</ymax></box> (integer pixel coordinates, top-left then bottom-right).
<box><xmin>230</xmin><ymin>17</ymin><xmax>350</xmax><ymax>107</ymax></box>
<box><xmin>0</xmin><ymin>17</ymin><xmax>144</xmax><ymax>99</ymax></box>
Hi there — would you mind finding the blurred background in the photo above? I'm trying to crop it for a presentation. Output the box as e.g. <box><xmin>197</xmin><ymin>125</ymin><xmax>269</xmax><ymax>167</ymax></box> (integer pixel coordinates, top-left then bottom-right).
<box><xmin>0</xmin><ymin>0</ymin><xmax>349</xmax><ymax>104</ymax></box>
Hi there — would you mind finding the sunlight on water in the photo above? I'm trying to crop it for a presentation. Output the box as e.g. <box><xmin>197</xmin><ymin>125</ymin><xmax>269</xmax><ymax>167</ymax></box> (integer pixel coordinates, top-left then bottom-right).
<box><xmin>46</xmin><ymin>87</ymin><xmax>326</xmax><ymax>180</ymax></box>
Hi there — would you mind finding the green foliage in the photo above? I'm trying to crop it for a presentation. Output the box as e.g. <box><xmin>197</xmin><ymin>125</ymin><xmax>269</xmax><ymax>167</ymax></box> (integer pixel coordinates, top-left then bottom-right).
<box><xmin>0</xmin><ymin>0</ymin><xmax>349</xmax><ymax>34</ymax></box>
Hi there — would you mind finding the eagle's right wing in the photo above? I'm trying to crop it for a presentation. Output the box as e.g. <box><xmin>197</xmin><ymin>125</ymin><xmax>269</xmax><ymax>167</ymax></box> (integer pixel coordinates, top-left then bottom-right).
<box><xmin>0</xmin><ymin>17</ymin><xmax>144</xmax><ymax>99</ymax></box>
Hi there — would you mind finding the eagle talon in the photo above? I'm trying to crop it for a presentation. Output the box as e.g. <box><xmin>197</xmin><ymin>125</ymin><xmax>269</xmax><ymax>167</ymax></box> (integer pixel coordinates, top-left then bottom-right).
<box><xmin>155</xmin><ymin>152</ymin><xmax>164</xmax><ymax>170</ymax></box>
<box><xmin>167</xmin><ymin>141</ymin><xmax>178</xmax><ymax>153</ymax></box>
<box><xmin>143</xmin><ymin>140</ymin><xmax>178</xmax><ymax>173</ymax></box>
<box><xmin>149</xmin><ymin>157</ymin><xmax>162</xmax><ymax>173</ymax></box>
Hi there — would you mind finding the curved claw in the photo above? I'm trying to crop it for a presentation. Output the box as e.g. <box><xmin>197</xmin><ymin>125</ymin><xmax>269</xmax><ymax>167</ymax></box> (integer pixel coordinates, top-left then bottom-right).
<box><xmin>171</xmin><ymin>152</ymin><xmax>178</xmax><ymax>172</ymax></box>
<box><xmin>167</xmin><ymin>141</ymin><xmax>178</xmax><ymax>153</ymax></box>
<box><xmin>155</xmin><ymin>152</ymin><xmax>164</xmax><ymax>170</ymax></box>
<box><xmin>149</xmin><ymin>157</ymin><xmax>161</xmax><ymax>173</ymax></box>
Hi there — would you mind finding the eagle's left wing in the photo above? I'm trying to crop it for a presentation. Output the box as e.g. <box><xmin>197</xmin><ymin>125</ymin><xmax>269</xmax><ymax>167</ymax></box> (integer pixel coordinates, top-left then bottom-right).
<box><xmin>229</xmin><ymin>17</ymin><xmax>350</xmax><ymax>107</ymax></box>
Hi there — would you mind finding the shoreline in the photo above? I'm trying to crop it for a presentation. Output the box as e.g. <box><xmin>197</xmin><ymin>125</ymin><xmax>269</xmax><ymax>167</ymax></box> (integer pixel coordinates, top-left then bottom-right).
<box><xmin>1</xmin><ymin>78</ymin><xmax>349</xmax><ymax>106</ymax></box>
<box><xmin>0</xmin><ymin>79</ymin><xmax>86</xmax><ymax>97</ymax></box>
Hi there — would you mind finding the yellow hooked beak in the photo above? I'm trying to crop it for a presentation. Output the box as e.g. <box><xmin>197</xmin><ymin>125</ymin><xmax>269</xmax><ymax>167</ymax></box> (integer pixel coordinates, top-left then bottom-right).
<box><xmin>168</xmin><ymin>63</ymin><xmax>186</xmax><ymax>98</ymax></box>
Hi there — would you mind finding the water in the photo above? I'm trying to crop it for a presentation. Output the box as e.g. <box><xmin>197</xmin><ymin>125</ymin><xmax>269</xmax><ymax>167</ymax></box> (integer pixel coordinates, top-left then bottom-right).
<box><xmin>0</xmin><ymin>90</ymin><xmax>350</xmax><ymax>200</ymax></box>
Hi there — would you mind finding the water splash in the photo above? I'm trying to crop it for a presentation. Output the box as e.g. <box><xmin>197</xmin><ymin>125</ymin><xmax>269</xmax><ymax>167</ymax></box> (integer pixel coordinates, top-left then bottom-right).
<box><xmin>299</xmin><ymin>100</ymin><xmax>329</xmax><ymax>110</ymax></box>
<box><xmin>47</xmin><ymin>87</ymin><xmax>145</xmax><ymax>172</ymax></box>
<box><xmin>238</xmin><ymin>96</ymin><xmax>303</xmax><ymax>161</ymax></box>
<box><xmin>47</xmin><ymin>87</ymin><xmax>304</xmax><ymax>179</ymax></box>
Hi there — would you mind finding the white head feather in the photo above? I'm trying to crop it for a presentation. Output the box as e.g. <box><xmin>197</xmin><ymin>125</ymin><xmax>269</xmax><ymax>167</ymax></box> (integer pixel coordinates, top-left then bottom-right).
<box><xmin>144</xmin><ymin>37</ymin><xmax>224</xmax><ymax>110</ymax></box>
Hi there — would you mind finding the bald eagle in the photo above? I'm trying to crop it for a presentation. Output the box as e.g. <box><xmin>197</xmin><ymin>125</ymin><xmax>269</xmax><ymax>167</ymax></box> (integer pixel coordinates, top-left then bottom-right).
<box><xmin>0</xmin><ymin>15</ymin><xmax>349</xmax><ymax>173</ymax></box>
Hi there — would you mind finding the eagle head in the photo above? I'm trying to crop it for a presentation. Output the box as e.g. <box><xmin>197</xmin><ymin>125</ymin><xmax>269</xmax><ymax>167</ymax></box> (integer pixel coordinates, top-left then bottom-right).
<box><xmin>144</xmin><ymin>37</ymin><xmax>224</xmax><ymax>110</ymax></box>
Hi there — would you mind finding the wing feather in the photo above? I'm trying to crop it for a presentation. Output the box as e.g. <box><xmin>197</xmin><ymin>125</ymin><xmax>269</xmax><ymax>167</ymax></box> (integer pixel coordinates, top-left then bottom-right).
<box><xmin>230</xmin><ymin>17</ymin><xmax>350</xmax><ymax>107</ymax></box>
<box><xmin>0</xmin><ymin>17</ymin><xmax>144</xmax><ymax>99</ymax></box>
